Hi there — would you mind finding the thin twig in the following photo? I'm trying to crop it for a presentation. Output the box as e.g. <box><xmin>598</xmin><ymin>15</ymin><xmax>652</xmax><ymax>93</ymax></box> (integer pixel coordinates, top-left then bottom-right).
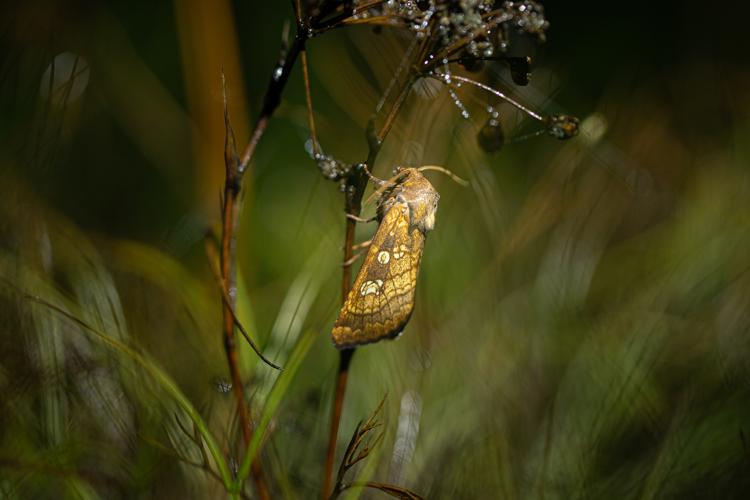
<box><xmin>217</xmin><ymin>6</ymin><xmax>358</xmax><ymax>494</ymax></box>
<box><xmin>329</xmin><ymin>396</ymin><xmax>387</xmax><ymax>499</ymax></box>
<box><xmin>345</xmin><ymin>481</ymin><xmax>425</xmax><ymax>499</ymax></box>
<box><xmin>301</xmin><ymin>49</ymin><xmax>320</xmax><ymax>157</ymax></box>
<box><xmin>429</xmin><ymin>72</ymin><xmax>544</xmax><ymax>121</ymax></box>
<box><xmin>340</xmin><ymin>16</ymin><xmax>403</xmax><ymax>28</ymax></box>
<box><xmin>426</xmin><ymin>11</ymin><xmax>513</xmax><ymax>67</ymax></box>
<box><xmin>154</xmin><ymin>419</ymin><xmax>230</xmax><ymax>490</ymax></box>
<box><xmin>238</xmin><ymin>34</ymin><xmax>306</xmax><ymax>173</ymax></box>
<box><xmin>220</xmin><ymin>69</ymin><xmax>271</xmax><ymax>500</ymax></box>
<box><xmin>322</xmin><ymin>349</ymin><xmax>354</xmax><ymax>499</ymax></box>
<box><xmin>377</xmin><ymin>75</ymin><xmax>416</xmax><ymax>144</ymax></box>
<box><xmin>205</xmin><ymin>235</ymin><xmax>282</xmax><ymax>370</ymax></box>
<box><xmin>217</xmin><ymin>4</ymin><xmax>413</xmax><ymax>497</ymax></box>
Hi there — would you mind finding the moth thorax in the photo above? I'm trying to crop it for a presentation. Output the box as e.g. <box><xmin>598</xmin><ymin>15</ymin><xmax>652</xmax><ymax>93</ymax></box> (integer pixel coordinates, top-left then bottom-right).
<box><xmin>378</xmin><ymin>168</ymin><xmax>440</xmax><ymax>233</ymax></box>
<box><xmin>411</xmin><ymin>194</ymin><xmax>438</xmax><ymax>233</ymax></box>
<box><xmin>400</xmin><ymin>182</ymin><xmax>439</xmax><ymax>234</ymax></box>
<box><xmin>422</xmin><ymin>200</ymin><xmax>437</xmax><ymax>232</ymax></box>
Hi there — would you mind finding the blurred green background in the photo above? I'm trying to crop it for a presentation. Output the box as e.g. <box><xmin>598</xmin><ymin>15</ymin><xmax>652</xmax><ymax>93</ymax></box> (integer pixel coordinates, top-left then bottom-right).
<box><xmin>2</xmin><ymin>1</ymin><xmax>750</xmax><ymax>498</ymax></box>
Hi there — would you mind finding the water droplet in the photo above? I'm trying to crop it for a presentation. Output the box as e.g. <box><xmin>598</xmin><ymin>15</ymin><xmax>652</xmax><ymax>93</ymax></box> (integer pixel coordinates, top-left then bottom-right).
<box><xmin>477</xmin><ymin>118</ymin><xmax>504</xmax><ymax>153</ymax></box>
<box><xmin>507</xmin><ymin>56</ymin><xmax>531</xmax><ymax>86</ymax></box>
<box><xmin>448</xmin><ymin>87</ymin><xmax>470</xmax><ymax>120</ymax></box>
<box><xmin>304</xmin><ymin>139</ymin><xmax>316</xmax><ymax>157</ymax></box>
<box><xmin>317</xmin><ymin>155</ymin><xmax>343</xmax><ymax>180</ymax></box>
<box><xmin>273</xmin><ymin>66</ymin><xmax>283</xmax><ymax>81</ymax></box>
<box><xmin>211</xmin><ymin>377</ymin><xmax>232</xmax><ymax>394</ymax></box>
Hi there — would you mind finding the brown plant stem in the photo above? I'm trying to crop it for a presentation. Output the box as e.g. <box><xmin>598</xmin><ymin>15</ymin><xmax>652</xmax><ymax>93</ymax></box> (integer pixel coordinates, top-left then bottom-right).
<box><xmin>323</xmin><ymin>348</ymin><xmax>354</xmax><ymax>499</ymax></box>
<box><xmin>328</xmin><ymin>397</ymin><xmax>387</xmax><ymax>499</ymax></box>
<box><xmin>321</xmin><ymin>166</ymin><xmax>367</xmax><ymax>499</ymax></box>
<box><xmin>300</xmin><ymin>49</ymin><xmax>320</xmax><ymax>158</ymax></box>
<box><xmin>345</xmin><ymin>481</ymin><xmax>424</xmax><ymax>499</ymax></box>
<box><xmin>221</xmin><ymin>3</ymin><xmax>398</xmax><ymax>496</ymax></box>
<box><xmin>219</xmin><ymin>26</ymin><xmax>306</xmax><ymax>499</ymax></box>
<box><xmin>220</xmin><ymin>112</ymin><xmax>270</xmax><ymax>499</ymax></box>
<box><xmin>321</xmin><ymin>35</ymin><xmax>421</xmax><ymax>495</ymax></box>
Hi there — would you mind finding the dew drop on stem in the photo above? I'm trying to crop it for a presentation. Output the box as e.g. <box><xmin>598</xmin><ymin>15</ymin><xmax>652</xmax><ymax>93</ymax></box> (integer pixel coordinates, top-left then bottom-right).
<box><xmin>477</xmin><ymin>115</ymin><xmax>504</xmax><ymax>153</ymax></box>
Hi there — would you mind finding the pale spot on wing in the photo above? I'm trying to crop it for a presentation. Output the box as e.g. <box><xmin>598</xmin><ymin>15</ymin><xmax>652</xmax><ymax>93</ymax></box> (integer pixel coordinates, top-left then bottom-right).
<box><xmin>377</xmin><ymin>250</ymin><xmax>390</xmax><ymax>264</ymax></box>
<box><xmin>360</xmin><ymin>279</ymin><xmax>384</xmax><ymax>296</ymax></box>
<box><xmin>393</xmin><ymin>244</ymin><xmax>410</xmax><ymax>260</ymax></box>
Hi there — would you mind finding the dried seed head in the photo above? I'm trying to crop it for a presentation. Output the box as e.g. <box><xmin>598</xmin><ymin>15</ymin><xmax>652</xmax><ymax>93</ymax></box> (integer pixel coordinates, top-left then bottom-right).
<box><xmin>546</xmin><ymin>115</ymin><xmax>580</xmax><ymax>140</ymax></box>
<box><xmin>356</xmin><ymin>1</ymin><xmax>549</xmax><ymax>58</ymax></box>
<box><xmin>316</xmin><ymin>154</ymin><xmax>352</xmax><ymax>180</ymax></box>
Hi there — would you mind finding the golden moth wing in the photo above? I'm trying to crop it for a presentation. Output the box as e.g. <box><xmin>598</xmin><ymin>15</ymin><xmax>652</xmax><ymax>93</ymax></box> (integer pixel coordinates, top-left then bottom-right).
<box><xmin>332</xmin><ymin>203</ymin><xmax>424</xmax><ymax>348</ymax></box>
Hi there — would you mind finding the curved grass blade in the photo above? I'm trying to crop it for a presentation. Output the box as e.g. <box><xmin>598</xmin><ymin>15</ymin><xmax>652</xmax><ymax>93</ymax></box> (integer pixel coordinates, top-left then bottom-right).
<box><xmin>232</xmin><ymin>329</ymin><xmax>316</xmax><ymax>493</ymax></box>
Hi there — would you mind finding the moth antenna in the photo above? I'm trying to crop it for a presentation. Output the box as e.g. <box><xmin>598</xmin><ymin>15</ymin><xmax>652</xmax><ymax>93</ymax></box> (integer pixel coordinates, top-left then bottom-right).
<box><xmin>417</xmin><ymin>165</ymin><xmax>469</xmax><ymax>187</ymax></box>
<box><xmin>361</xmin><ymin>163</ymin><xmax>386</xmax><ymax>187</ymax></box>
<box><xmin>363</xmin><ymin>169</ymin><xmax>410</xmax><ymax>207</ymax></box>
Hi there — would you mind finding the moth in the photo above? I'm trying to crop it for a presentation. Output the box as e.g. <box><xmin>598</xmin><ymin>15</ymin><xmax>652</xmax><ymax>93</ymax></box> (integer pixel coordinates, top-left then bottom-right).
<box><xmin>332</xmin><ymin>167</ymin><xmax>446</xmax><ymax>349</ymax></box>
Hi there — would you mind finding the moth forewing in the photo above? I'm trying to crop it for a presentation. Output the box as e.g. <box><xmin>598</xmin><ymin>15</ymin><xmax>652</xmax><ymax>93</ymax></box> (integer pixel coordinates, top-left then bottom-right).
<box><xmin>332</xmin><ymin>168</ymin><xmax>439</xmax><ymax>349</ymax></box>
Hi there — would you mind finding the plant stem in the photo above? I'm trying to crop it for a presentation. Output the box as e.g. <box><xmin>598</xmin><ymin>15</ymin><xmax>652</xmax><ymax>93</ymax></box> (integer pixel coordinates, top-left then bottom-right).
<box><xmin>321</xmin><ymin>36</ymin><xmax>420</xmax><ymax>494</ymax></box>
<box><xmin>220</xmin><ymin>27</ymin><xmax>306</xmax><ymax>500</ymax></box>
<box><xmin>221</xmin><ymin>94</ymin><xmax>270</xmax><ymax>500</ymax></box>
<box><xmin>223</xmin><ymin>4</ymin><xmax>399</xmax><ymax>495</ymax></box>
<box><xmin>322</xmin><ymin>348</ymin><xmax>354</xmax><ymax>499</ymax></box>
<box><xmin>300</xmin><ymin>49</ymin><xmax>320</xmax><ymax>157</ymax></box>
<box><xmin>322</xmin><ymin>165</ymin><xmax>367</xmax><ymax>499</ymax></box>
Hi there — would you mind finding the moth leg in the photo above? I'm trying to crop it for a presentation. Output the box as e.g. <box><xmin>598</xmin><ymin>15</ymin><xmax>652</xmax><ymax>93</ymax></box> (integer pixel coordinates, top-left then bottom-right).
<box><xmin>352</xmin><ymin>239</ymin><xmax>372</xmax><ymax>251</ymax></box>
<box><xmin>346</xmin><ymin>213</ymin><xmax>377</xmax><ymax>223</ymax></box>
<box><xmin>342</xmin><ymin>250</ymin><xmax>365</xmax><ymax>267</ymax></box>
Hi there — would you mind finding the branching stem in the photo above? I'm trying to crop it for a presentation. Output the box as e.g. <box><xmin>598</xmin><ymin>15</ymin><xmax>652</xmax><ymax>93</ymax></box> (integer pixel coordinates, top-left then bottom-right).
<box><xmin>321</xmin><ymin>24</ymin><xmax>432</xmax><ymax>499</ymax></box>
<box><xmin>219</xmin><ymin>22</ymin><xmax>308</xmax><ymax>500</ymax></box>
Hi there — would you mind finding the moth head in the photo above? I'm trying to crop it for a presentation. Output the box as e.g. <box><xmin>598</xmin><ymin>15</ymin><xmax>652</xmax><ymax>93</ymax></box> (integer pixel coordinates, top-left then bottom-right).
<box><xmin>393</xmin><ymin>168</ymin><xmax>440</xmax><ymax>234</ymax></box>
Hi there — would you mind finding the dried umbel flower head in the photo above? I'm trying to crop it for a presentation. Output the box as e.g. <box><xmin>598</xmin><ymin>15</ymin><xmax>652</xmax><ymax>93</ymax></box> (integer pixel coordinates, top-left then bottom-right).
<box><xmin>358</xmin><ymin>0</ymin><xmax>548</xmax><ymax>61</ymax></box>
<box><xmin>303</xmin><ymin>1</ymin><xmax>570</xmax><ymax>179</ymax></box>
<box><xmin>334</xmin><ymin>1</ymin><xmax>562</xmax><ymax>148</ymax></box>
